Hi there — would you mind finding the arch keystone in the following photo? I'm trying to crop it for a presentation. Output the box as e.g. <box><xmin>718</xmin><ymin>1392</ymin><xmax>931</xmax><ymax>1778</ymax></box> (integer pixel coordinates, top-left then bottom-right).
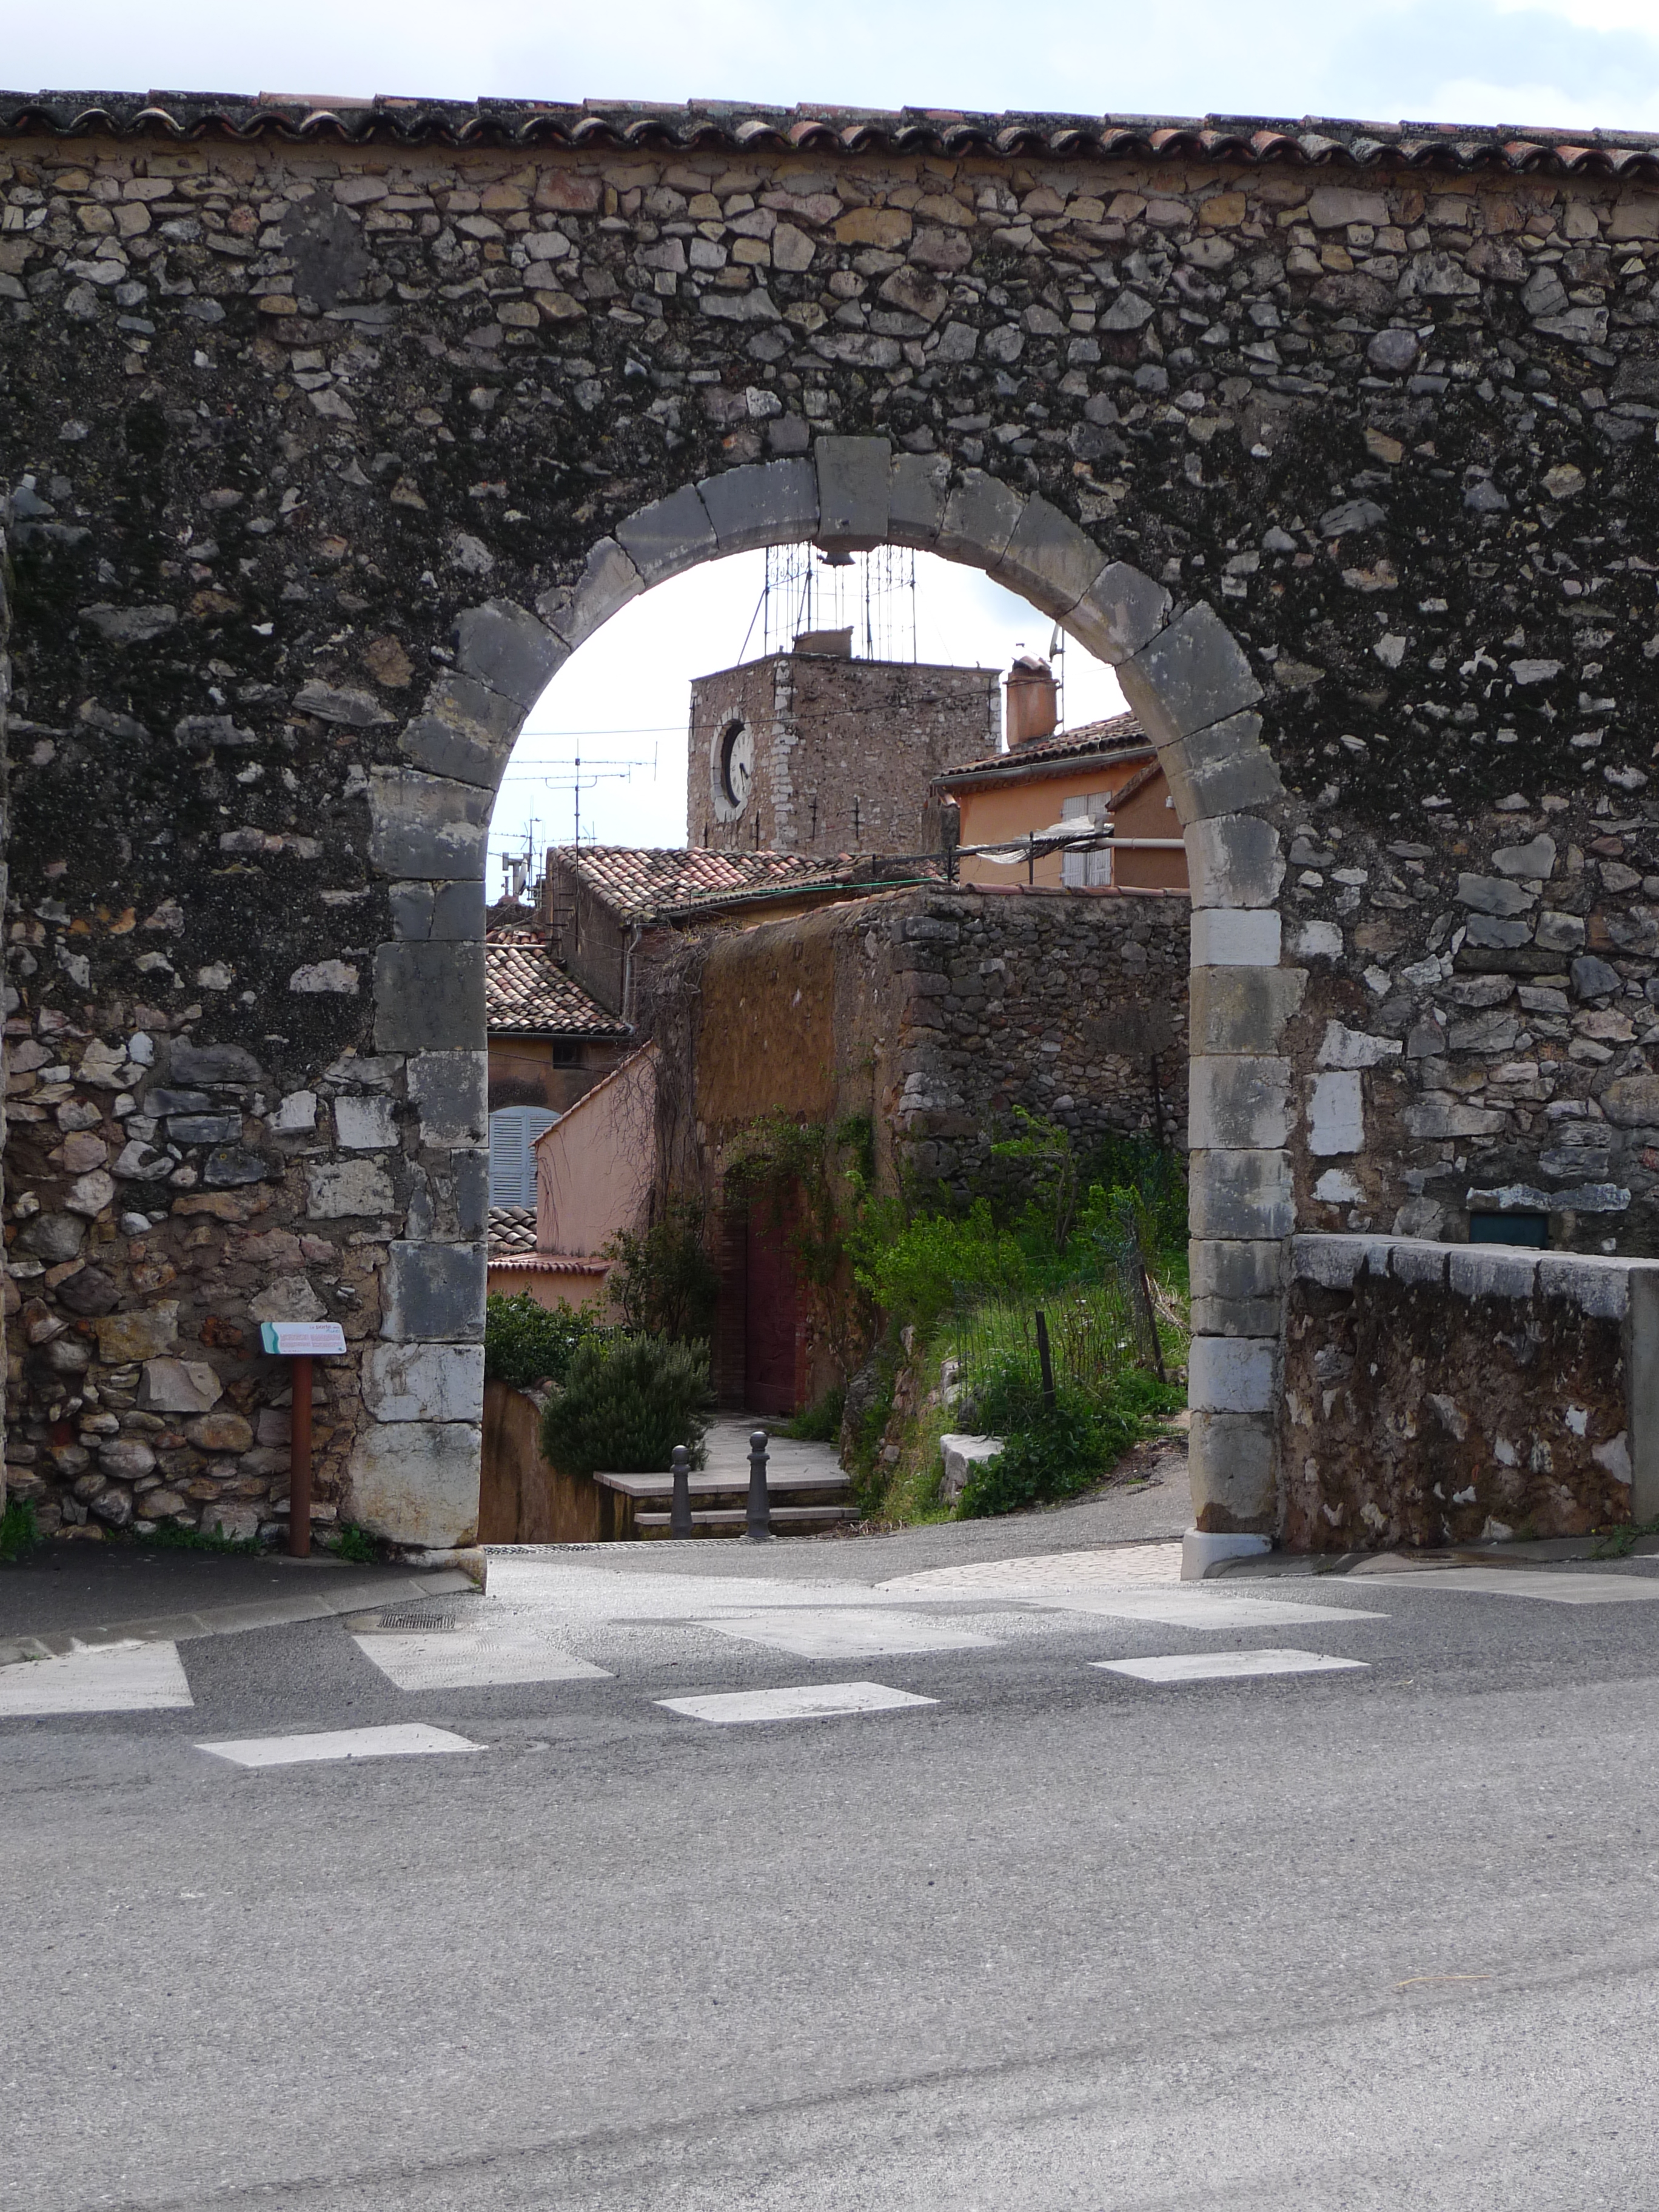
<box><xmin>814</xmin><ymin>435</ymin><xmax>891</xmax><ymax>550</ymax></box>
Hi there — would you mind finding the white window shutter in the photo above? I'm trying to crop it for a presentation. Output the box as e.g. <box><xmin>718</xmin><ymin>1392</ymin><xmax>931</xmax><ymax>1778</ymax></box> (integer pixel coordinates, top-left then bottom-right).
<box><xmin>489</xmin><ymin>1107</ymin><xmax>559</xmax><ymax>1206</ymax></box>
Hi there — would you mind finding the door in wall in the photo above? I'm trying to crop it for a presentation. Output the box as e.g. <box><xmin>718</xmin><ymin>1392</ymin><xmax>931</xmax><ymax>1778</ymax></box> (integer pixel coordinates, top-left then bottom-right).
<box><xmin>744</xmin><ymin>1202</ymin><xmax>800</xmax><ymax>1415</ymax></box>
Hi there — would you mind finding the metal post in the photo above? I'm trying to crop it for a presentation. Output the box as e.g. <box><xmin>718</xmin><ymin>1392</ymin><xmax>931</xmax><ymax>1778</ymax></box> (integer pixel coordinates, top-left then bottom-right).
<box><xmin>746</xmin><ymin>1427</ymin><xmax>773</xmax><ymax>1542</ymax></box>
<box><xmin>670</xmin><ymin>1443</ymin><xmax>692</xmax><ymax>1538</ymax></box>
<box><xmin>1035</xmin><ymin>1312</ymin><xmax>1056</xmax><ymax>1412</ymax></box>
<box><xmin>287</xmin><ymin>1353</ymin><xmax>313</xmax><ymax>1558</ymax></box>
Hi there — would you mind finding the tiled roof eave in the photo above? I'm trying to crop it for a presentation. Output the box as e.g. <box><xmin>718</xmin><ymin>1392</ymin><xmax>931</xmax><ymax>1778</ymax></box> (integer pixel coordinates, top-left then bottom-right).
<box><xmin>4</xmin><ymin>94</ymin><xmax>1657</xmax><ymax>178</ymax></box>
<box><xmin>936</xmin><ymin>743</ymin><xmax>1158</xmax><ymax>790</ymax></box>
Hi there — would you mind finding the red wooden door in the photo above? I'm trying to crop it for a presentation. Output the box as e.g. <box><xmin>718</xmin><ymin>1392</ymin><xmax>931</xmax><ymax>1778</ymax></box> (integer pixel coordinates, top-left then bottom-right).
<box><xmin>745</xmin><ymin>1203</ymin><xmax>800</xmax><ymax>1415</ymax></box>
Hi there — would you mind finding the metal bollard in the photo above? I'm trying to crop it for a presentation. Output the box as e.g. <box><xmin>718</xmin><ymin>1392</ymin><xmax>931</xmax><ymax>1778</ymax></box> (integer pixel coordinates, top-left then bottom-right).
<box><xmin>670</xmin><ymin>1443</ymin><xmax>692</xmax><ymax>1539</ymax></box>
<box><xmin>745</xmin><ymin>1427</ymin><xmax>773</xmax><ymax>1542</ymax></box>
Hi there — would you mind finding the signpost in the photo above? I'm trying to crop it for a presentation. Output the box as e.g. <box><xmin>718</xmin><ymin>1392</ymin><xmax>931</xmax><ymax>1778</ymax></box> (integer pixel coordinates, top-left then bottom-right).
<box><xmin>259</xmin><ymin>1320</ymin><xmax>347</xmax><ymax>1557</ymax></box>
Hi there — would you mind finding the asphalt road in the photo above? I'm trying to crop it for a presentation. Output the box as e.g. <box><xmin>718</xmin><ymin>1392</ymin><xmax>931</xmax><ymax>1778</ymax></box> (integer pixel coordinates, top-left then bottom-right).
<box><xmin>5</xmin><ymin>1522</ymin><xmax>1659</xmax><ymax>2211</ymax></box>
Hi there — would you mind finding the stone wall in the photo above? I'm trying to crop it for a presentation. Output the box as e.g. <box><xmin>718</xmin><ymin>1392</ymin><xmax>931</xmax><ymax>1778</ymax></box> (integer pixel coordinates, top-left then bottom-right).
<box><xmin>688</xmin><ymin>650</ymin><xmax>1000</xmax><ymax>855</ymax></box>
<box><xmin>7</xmin><ymin>96</ymin><xmax>1659</xmax><ymax>1543</ymax></box>
<box><xmin>1280</xmin><ymin>1232</ymin><xmax>1659</xmax><ymax>1548</ymax></box>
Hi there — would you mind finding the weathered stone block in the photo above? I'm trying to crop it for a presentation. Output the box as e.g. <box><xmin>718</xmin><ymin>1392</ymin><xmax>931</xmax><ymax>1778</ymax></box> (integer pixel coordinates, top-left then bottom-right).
<box><xmin>454</xmin><ymin>597</ymin><xmax>569</xmax><ymax>708</ymax></box>
<box><xmin>304</xmin><ymin>1159</ymin><xmax>395</xmax><ymax>1219</ymax></box>
<box><xmin>171</xmin><ymin>1042</ymin><xmax>263</xmax><ymax>1085</ymax></box>
<box><xmin>814</xmin><ymin>435</ymin><xmax>891</xmax><ymax>548</ymax></box>
<box><xmin>1190</xmin><ymin>910</ymin><xmax>1282</xmax><ymax>967</ymax></box>
<box><xmin>1188</xmin><ymin>966</ymin><xmax>1306</xmax><ymax>1054</ymax></box>
<box><xmin>346</xmin><ymin>1419</ymin><xmax>481</xmax><ymax>1548</ymax></box>
<box><xmin>139</xmin><ymin>1356</ymin><xmax>221</xmax><ymax>1413</ymax></box>
<box><xmin>1064</xmin><ymin>561</ymin><xmax>1171</xmax><ymax>666</ymax></box>
<box><xmin>1307</xmin><ymin>1070</ymin><xmax>1364</xmax><ymax>1157</ymax></box>
<box><xmin>249</xmin><ymin>1275</ymin><xmax>327</xmax><ymax>1323</ymax></box>
<box><xmin>696</xmin><ymin>458</ymin><xmax>818</xmax><ymax>555</ymax></box>
<box><xmin>400</xmin><ymin>673</ymin><xmax>524</xmax><ymax>791</ymax></box>
<box><xmin>186</xmin><ymin>1410</ymin><xmax>254</xmax><ymax>1453</ymax></box>
<box><xmin>1188</xmin><ymin>1056</ymin><xmax>1292</xmax><ymax>1150</ymax></box>
<box><xmin>1192</xmin><ymin>1293</ymin><xmax>1284</xmax><ymax>1337</ymax></box>
<box><xmin>1404</xmin><ymin>1093</ymin><xmax>1507</xmax><ymax>1139</ymax></box>
<box><xmin>1447</xmin><ymin>1246</ymin><xmax>1540</xmax><ymax>1300</ymax></box>
<box><xmin>335</xmin><ymin>1094</ymin><xmax>398</xmax><ymax>1150</ymax></box>
<box><xmin>1289</xmin><ymin>1232</ymin><xmax>1392</xmax><ymax>1289</ymax></box>
<box><xmin>368</xmin><ymin>768</ymin><xmax>491</xmax><ymax>880</ymax></box>
<box><xmin>95</xmin><ymin>1302</ymin><xmax>178</xmax><ymax>1361</ymax></box>
<box><xmin>989</xmin><ymin>495</ymin><xmax>1104</xmax><ymax>615</ymax></box>
<box><xmin>1191</xmin><ymin>1238</ymin><xmax>1282</xmax><ymax>1301</ymax></box>
<box><xmin>1119</xmin><ymin>603</ymin><xmax>1262</xmax><ymax>746</ymax></box>
<box><xmin>1189</xmin><ymin>1335</ymin><xmax>1277</xmax><ymax>1414</ymax></box>
<box><xmin>1188</xmin><ymin>1410</ymin><xmax>1277</xmax><ymax>1531</ymax></box>
<box><xmin>363</xmin><ymin>1341</ymin><xmax>486</xmax><ymax>1423</ymax></box>
<box><xmin>408</xmin><ymin>1051</ymin><xmax>489</xmax><ymax>1148</ymax></box>
<box><xmin>1187</xmin><ymin>815</ymin><xmax>1284</xmax><ymax>910</ymax></box>
<box><xmin>936</xmin><ymin>470</ymin><xmax>1023</xmax><ymax>565</ymax></box>
<box><xmin>1188</xmin><ymin>1148</ymin><xmax>1294</xmax><ymax>1240</ymax></box>
<box><xmin>537</xmin><ymin>537</ymin><xmax>645</xmax><ymax>651</ymax></box>
<box><xmin>1161</xmin><ymin>711</ymin><xmax>1283</xmax><ymax>822</ymax></box>
<box><xmin>1388</xmin><ymin>1240</ymin><xmax>1449</xmax><ymax>1289</ymax></box>
<box><xmin>381</xmin><ymin>1240</ymin><xmax>487</xmax><ymax>1343</ymax></box>
<box><xmin>888</xmin><ymin>452</ymin><xmax>950</xmax><ymax>546</ymax></box>
<box><xmin>374</xmin><ymin>942</ymin><xmax>486</xmax><ymax>1054</ymax></box>
<box><xmin>1538</xmin><ymin>1252</ymin><xmax>1632</xmax><ymax>1321</ymax></box>
<box><xmin>615</xmin><ymin>484</ymin><xmax>718</xmax><ymax>587</ymax></box>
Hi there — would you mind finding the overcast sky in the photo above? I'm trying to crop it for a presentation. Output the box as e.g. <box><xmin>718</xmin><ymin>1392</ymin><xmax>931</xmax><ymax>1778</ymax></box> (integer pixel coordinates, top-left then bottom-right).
<box><xmin>15</xmin><ymin>0</ymin><xmax>1659</xmax><ymax>875</ymax></box>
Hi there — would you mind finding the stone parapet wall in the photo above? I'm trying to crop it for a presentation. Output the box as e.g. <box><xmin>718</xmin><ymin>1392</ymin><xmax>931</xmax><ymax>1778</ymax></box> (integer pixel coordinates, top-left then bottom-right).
<box><xmin>1278</xmin><ymin>1230</ymin><xmax>1659</xmax><ymax>1549</ymax></box>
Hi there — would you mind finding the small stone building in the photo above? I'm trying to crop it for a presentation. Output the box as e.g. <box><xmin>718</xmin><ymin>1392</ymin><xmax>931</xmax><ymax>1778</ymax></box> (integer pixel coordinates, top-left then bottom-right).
<box><xmin>688</xmin><ymin>638</ymin><xmax>999</xmax><ymax>857</ymax></box>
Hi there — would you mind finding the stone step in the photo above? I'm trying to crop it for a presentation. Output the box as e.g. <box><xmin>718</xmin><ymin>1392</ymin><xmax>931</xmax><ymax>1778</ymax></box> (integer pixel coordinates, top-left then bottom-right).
<box><xmin>633</xmin><ymin>1506</ymin><xmax>862</xmax><ymax>1537</ymax></box>
<box><xmin>594</xmin><ymin>1469</ymin><xmax>851</xmax><ymax>1500</ymax></box>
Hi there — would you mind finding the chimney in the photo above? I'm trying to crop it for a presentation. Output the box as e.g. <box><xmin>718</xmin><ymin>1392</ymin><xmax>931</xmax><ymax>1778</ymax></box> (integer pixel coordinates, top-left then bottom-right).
<box><xmin>1005</xmin><ymin>655</ymin><xmax>1057</xmax><ymax>747</ymax></box>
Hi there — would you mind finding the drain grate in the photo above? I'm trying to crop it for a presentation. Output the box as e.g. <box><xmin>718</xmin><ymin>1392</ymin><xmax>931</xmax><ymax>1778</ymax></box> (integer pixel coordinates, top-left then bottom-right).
<box><xmin>361</xmin><ymin>1601</ymin><xmax>468</xmax><ymax>1634</ymax></box>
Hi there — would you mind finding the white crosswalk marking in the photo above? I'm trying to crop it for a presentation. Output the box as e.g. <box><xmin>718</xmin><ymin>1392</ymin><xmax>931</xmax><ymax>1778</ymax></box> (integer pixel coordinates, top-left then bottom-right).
<box><xmin>1097</xmin><ymin>1649</ymin><xmax>1369</xmax><ymax>1684</ymax></box>
<box><xmin>879</xmin><ymin>1543</ymin><xmax>1185</xmax><ymax>1595</ymax></box>
<box><xmin>1030</xmin><ymin>1590</ymin><xmax>1385</xmax><ymax>1629</ymax></box>
<box><xmin>695</xmin><ymin>1608</ymin><xmax>998</xmax><ymax>1660</ymax></box>
<box><xmin>658</xmin><ymin>1681</ymin><xmax>939</xmax><ymax>1725</ymax></box>
<box><xmin>352</xmin><ymin>1626</ymin><xmax>610</xmax><ymax>1691</ymax></box>
<box><xmin>198</xmin><ymin>1723</ymin><xmax>482</xmax><ymax>1768</ymax></box>
<box><xmin>0</xmin><ymin>1639</ymin><xmax>193</xmax><ymax>1715</ymax></box>
<box><xmin>1359</xmin><ymin>1567</ymin><xmax>1659</xmax><ymax>1606</ymax></box>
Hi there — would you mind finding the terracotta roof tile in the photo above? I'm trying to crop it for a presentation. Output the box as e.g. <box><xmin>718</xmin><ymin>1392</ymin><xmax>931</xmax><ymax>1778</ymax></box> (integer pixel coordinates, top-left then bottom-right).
<box><xmin>487</xmin><ymin>1205</ymin><xmax>538</xmax><ymax>1258</ymax></box>
<box><xmin>936</xmin><ymin>712</ymin><xmax>1151</xmax><ymax>782</ymax></box>
<box><xmin>561</xmin><ymin>845</ymin><xmax>922</xmax><ymax>922</ymax></box>
<box><xmin>485</xmin><ymin>933</ymin><xmax>630</xmax><ymax>1036</ymax></box>
<box><xmin>7</xmin><ymin>95</ymin><xmax>1659</xmax><ymax>181</ymax></box>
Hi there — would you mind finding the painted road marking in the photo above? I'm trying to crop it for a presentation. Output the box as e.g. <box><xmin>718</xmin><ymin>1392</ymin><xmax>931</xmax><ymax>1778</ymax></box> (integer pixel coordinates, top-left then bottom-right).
<box><xmin>658</xmin><ymin>1681</ymin><xmax>939</xmax><ymax>1726</ymax></box>
<box><xmin>1096</xmin><ymin>1649</ymin><xmax>1370</xmax><ymax>1685</ymax></box>
<box><xmin>352</xmin><ymin>1626</ymin><xmax>611</xmax><ymax>1691</ymax></box>
<box><xmin>695</xmin><ymin>1608</ymin><xmax>998</xmax><ymax>1660</ymax></box>
<box><xmin>1359</xmin><ymin>1567</ymin><xmax>1659</xmax><ymax>1605</ymax></box>
<box><xmin>197</xmin><ymin>1723</ymin><xmax>482</xmax><ymax>1768</ymax></box>
<box><xmin>1031</xmin><ymin>1591</ymin><xmax>1386</xmax><ymax>1629</ymax></box>
<box><xmin>879</xmin><ymin>1543</ymin><xmax>1184</xmax><ymax>1595</ymax></box>
<box><xmin>0</xmin><ymin>1639</ymin><xmax>193</xmax><ymax>1716</ymax></box>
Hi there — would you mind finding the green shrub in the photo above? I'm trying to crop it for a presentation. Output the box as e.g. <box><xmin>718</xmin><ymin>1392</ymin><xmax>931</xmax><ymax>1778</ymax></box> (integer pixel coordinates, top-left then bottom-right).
<box><xmin>484</xmin><ymin>1293</ymin><xmax>606</xmax><ymax>1390</ymax></box>
<box><xmin>782</xmin><ymin>1385</ymin><xmax>845</xmax><ymax>1443</ymax></box>
<box><xmin>540</xmin><ymin>1332</ymin><xmax>714</xmax><ymax>1479</ymax></box>
<box><xmin>853</xmin><ymin>1199</ymin><xmax>1028</xmax><ymax>1336</ymax></box>
<box><xmin>0</xmin><ymin>1498</ymin><xmax>39</xmax><ymax>1562</ymax></box>
<box><xmin>956</xmin><ymin>1367</ymin><xmax>1185</xmax><ymax>1519</ymax></box>
<box><xmin>605</xmin><ymin>1199</ymin><xmax>720</xmax><ymax>1343</ymax></box>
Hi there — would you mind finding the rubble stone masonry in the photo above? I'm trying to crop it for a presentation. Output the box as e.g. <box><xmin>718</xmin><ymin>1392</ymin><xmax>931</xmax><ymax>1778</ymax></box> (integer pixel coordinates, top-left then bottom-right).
<box><xmin>7</xmin><ymin>95</ymin><xmax>1659</xmax><ymax>1545</ymax></box>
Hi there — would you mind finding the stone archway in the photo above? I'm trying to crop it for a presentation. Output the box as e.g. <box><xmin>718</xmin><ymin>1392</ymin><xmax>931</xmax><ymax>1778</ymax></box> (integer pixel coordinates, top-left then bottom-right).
<box><xmin>377</xmin><ymin>437</ymin><xmax>1296</xmax><ymax>1545</ymax></box>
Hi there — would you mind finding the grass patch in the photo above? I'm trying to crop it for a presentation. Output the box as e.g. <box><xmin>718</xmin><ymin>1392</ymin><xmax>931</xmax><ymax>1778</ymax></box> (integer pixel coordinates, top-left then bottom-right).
<box><xmin>326</xmin><ymin>1523</ymin><xmax>380</xmax><ymax>1563</ymax></box>
<box><xmin>780</xmin><ymin>1386</ymin><xmax>845</xmax><ymax>1444</ymax></box>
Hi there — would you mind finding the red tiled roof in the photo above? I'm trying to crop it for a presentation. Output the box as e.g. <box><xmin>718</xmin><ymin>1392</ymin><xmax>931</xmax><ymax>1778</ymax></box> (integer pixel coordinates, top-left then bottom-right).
<box><xmin>561</xmin><ymin>845</ymin><xmax>917</xmax><ymax>922</ymax></box>
<box><xmin>5</xmin><ymin>96</ymin><xmax>1658</xmax><ymax>181</ymax></box>
<box><xmin>486</xmin><ymin>1252</ymin><xmax>609</xmax><ymax>1275</ymax></box>
<box><xmin>935</xmin><ymin>712</ymin><xmax>1152</xmax><ymax>784</ymax></box>
<box><xmin>485</xmin><ymin>933</ymin><xmax>631</xmax><ymax>1037</ymax></box>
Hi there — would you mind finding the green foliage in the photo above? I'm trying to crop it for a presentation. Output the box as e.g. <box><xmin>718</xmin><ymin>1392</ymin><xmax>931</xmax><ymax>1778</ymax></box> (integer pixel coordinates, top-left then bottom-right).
<box><xmin>781</xmin><ymin>1385</ymin><xmax>845</xmax><ymax>1443</ymax></box>
<box><xmin>990</xmin><ymin>1107</ymin><xmax>1082</xmax><ymax>1252</ymax></box>
<box><xmin>605</xmin><ymin>1199</ymin><xmax>719</xmax><ymax>1342</ymax></box>
<box><xmin>853</xmin><ymin>1199</ymin><xmax>1029</xmax><ymax>1337</ymax></box>
<box><xmin>484</xmin><ymin>1292</ymin><xmax>607</xmax><ymax>1390</ymax></box>
<box><xmin>726</xmin><ymin>1111</ymin><xmax>880</xmax><ymax>1374</ymax></box>
<box><xmin>956</xmin><ymin>1367</ymin><xmax>1185</xmax><ymax>1518</ymax></box>
<box><xmin>540</xmin><ymin>1332</ymin><xmax>714</xmax><ymax>1480</ymax></box>
<box><xmin>0</xmin><ymin>1498</ymin><xmax>40</xmax><ymax>1562</ymax></box>
<box><xmin>327</xmin><ymin>1523</ymin><xmax>380</xmax><ymax>1563</ymax></box>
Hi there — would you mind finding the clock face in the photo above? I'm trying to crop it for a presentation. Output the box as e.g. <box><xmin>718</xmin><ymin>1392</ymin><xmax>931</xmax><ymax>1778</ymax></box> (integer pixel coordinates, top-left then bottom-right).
<box><xmin>720</xmin><ymin>722</ymin><xmax>755</xmax><ymax>809</ymax></box>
